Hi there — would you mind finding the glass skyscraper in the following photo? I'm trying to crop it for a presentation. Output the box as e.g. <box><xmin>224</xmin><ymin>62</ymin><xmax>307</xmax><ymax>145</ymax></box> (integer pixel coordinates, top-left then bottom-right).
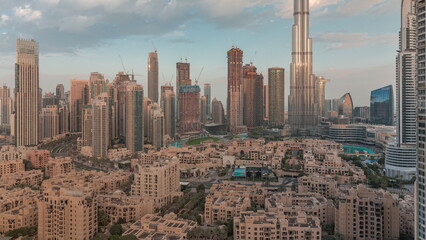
<box><xmin>370</xmin><ymin>85</ymin><xmax>394</xmax><ymax>125</ymax></box>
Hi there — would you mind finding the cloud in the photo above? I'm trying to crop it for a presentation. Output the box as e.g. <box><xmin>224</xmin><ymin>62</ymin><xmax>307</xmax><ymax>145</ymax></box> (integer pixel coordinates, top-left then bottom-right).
<box><xmin>315</xmin><ymin>32</ymin><xmax>398</xmax><ymax>50</ymax></box>
<box><xmin>168</xmin><ymin>38</ymin><xmax>193</xmax><ymax>44</ymax></box>
<box><xmin>14</xmin><ymin>5</ymin><xmax>42</xmax><ymax>22</ymax></box>
<box><xmin>0</xmin><ymin>0</ymin><xmax>399</xmax><ymax>55</ymax></box>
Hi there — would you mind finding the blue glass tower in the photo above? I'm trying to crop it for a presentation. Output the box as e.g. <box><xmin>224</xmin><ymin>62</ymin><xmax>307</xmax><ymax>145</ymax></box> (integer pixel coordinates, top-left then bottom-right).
<box><xmin>370</xmin><ymin>85</ymin><xmax>394</xmax><ymax>125</ymax></box>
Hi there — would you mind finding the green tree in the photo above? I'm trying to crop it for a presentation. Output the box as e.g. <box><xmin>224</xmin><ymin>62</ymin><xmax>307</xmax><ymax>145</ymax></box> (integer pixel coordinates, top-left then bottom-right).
<box><xmin>196</xmin><ymin>184</ymin><xmax>206</xmax><ymax>193</ymax></box>
<box><xmin>92</xmin><ymin>233</ymin><xmax>108</xmax><ymax>240</ymax></box>
<box><xmin>110</xmin><ymin>224</ymin><xmax>124</xmax><ymax>236</ymax></box>
<box><xmin>98</xmin><ymin>210</ymin><xmax>110</xmax><ymax>227</ymax></box>
<box><xmin>120</xmin><ymin>235</ymin><xmax>138</xmax><ymax>240</ymax></box>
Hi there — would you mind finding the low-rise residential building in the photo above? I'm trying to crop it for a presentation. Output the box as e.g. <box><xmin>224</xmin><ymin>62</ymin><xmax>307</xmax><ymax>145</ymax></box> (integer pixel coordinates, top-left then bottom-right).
<box><xmin>0</xmin><ymin>170</ymin><xmax>43</xmax><ymax>188</ymax></box>
<box><xmin>335</xmin><ymin>185</ymin><xmax>399</xmax><ymax>240</ymax></box>
<box><xmin>0</xmin><ymin>187</ymin><xmax>39</xmax><ymax>214</ymax></box>
<box><xmin>38</xmin><ymin>176</ymin><xmax>98</xmax><ymax>240</ymax></box>
<box><xmin>122</xmin><ymin>213</ymin><xmax>197</xmax><ymax>240</ymax></box>
<box><xmin>0</xmin><ymin>205</ymin><xmax>38</xmax><ymax>233</ymax></box>
<box><xmin>204</xmin><ymin>182</ymin><xmax>270</xmax><ymax>224</ymax></box>
<box><xmin>98</xmin><ymin>192</ymin><xmax>154</xmax><ymax>224</ymax></box>
<box><xmin>234</xmin><ymin>211</ymin><xmax>322</xmax><ymax>240</ymax></box>
<box><xmin>131</xmin><ymin>158</ymin><xmax>181</xmax><ymax>208</ymax></box>
<box><xmin>26</xmin><ymin>150</ymin><xmax>51</xmax><ymax>169</ymax></box>
<box><xmin>45</xmin><ymin>157</ymin><xmax>75</xmax><ymax>177</ymax></box>
<box><xmin>297</xmin><ymin>174</ymin><xmax>338</xmax><ymax>198</ymax></box>
<box><xmin>265</xmin><ymin>192</ymin><xmax>335</xmax><ymax>225</ymax></box>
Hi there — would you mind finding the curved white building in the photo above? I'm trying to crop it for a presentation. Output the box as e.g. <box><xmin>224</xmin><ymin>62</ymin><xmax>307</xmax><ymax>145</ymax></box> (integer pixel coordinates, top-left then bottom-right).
<box><xmin>385</xmin><ymin>0</ymin><xmax>417</xmax><ymax>180</ymax></box>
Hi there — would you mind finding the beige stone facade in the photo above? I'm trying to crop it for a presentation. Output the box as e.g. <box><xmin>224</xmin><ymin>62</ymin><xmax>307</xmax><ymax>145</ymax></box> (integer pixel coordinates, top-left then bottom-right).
<box><xmin>297</xmin><ymin>174</ymin><xmax>338</xmax><ymax>198</ymax></box>
<box><xmin>234</xmin><ymin>211</ymin><xmax>322</xmax><ymax>240</ymax></box>
<box><xmin>0</xmin><ymin>170</ymin><xmax>43</xmax><ymax>188</ymax></box>
<box><xmin>265</xmin><ymin>192</ymin><xmax>335</xmax><ymax>225</ymax></box>
<box><xmin>123</xmin><ymin>213</ymin><xmax>197</xmax><ymax>240</ymax></box>
<box><xmin>131</xmin><ymin>159</ymin><xmax>181</xmax><ymax>208</ymax></box>
<box><xmin>45</xmin><ymin>157</ymin><xmax>75</xmax><ymax>177</ymax></box>
<box><xmin>38</xmin><ymin>175</ymin><xmax>99</xmax><ymax>240</ymax></box>
<box><xmin>335</xmin><ymin>185</ymin><xmax>399</xmax><ymax>240</ymax></box>
<box><xmin>98</xmin><ymin>193</ymin><xmax>154</xmax><ymax>224</ymax></box>
<box><xmin>204</xmin><ymin>182</ymin><xmax>269</xmax><ymax>224</ymax></box>
<box><xmin>26</xmin><ymin>149</ymin><xmax>51</xmax><ymax>169</ymax></box>
<box><xmin>0</xmin><ymin>205</ymin><xmax>37</xmax><ymax>233</ymax></box>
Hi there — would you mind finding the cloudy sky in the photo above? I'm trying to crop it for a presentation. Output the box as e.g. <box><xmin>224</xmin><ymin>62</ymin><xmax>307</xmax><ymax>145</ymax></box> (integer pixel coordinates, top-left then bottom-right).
<box><xmin>0</xmin><ymin>0</ymin><xmax>399</xmax><ymax>107</ymax></box>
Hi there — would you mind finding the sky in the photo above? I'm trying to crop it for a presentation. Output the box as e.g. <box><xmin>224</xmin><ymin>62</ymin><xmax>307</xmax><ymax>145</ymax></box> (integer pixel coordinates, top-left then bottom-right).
<box><xmin>0</xmin><ymin>0</ymin><xmax>400</xmax><ymax>107</ymax></box>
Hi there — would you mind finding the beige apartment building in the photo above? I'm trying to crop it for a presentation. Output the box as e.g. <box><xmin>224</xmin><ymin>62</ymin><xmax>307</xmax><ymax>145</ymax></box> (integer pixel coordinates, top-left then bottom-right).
<box><xmin>45</xmin><ymin>157</ymin><xmax>75</xmax><ymax>177</ymax></box>
<box><xmin>335</xmin><ymin>185</ymin><xmax>399</xmax><ymax>240</ymax></box>
<box><xmin>0</xmin><ymin>205</ymin><xmax>37</xmax><ymax>233</ymax></box>
<box><xmin>98</xmin><ymin>193</ymin><xmax>154</xmax><ymax>224</ymax></box>
<box><xmin>0</xmin><ymin>158</ymin><xmax>24</xmax><ymax>176</ymax></box>
<box><xmin>234</xmin><ymin>211</ymin><xmax>322</xmax><ymax>240</ymax></box>
<box><xmin>297</xmin><ymin>174</ymin><xmax>338</xmax><ymax>198</ymax></box>
<box><xmin>0</xmin><ymin>188</ymin><xmax>38</xmax><ymax>233</ymax></box>
<box><xmin>0</xmin><ymin>169</ymin><xmax>43</xmax><ymax>188</ymax></box>
<box><xmin>123</xmin><ymin>213</ymin><xmax>197</xmax><ymax>240</ymax></box>
<box><xmin>38</xmin><ymin>179</ymin><xmax>98</xmax><ymax>240</ymax></box>
<box><xmin>204</xmin><ymin>182</ymin><xmax>270</xmax><ymax>224</ymax></box>
<box><xmin>26</xmin><ymin>149</ymin><xmax>51</xmax><ymax>169</ymax></box>
<box><xmin>265</xmin><ymin>192</ymin><xmax>335</xmax><ymax>226</ymax></box>
<box><xmin>132</xmin><ymin>158</ymin><xmax>181</xmax><ymax>208</ymax></box>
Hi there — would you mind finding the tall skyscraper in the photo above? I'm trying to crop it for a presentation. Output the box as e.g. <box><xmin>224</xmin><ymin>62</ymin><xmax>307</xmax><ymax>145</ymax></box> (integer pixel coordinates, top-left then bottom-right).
<box><xmin>204</xmin><ymin>84</ymin><xmax>211</xmax><ymax>118</ymax></box>
<box><xmin>263</xmin><ymin>85</ymin><xmax>269</xmax><ymax>121</ymax></box>
<box><xmin>152</xmin><ymin>109</ymin><xmax>165</xmax><ymax>150</ymax></box>
<box><xmin>113</xmin><ymin>72</ymin><xmax>133</xmax><ymax>139</ymax></box>
<box><xmin>269</xmin><ymin>67</ymin><xmax>285</xmax><ymax>126</ymax></box>
<box><xmin>212</xmin><ymin>98</ymin><xmax>225</xmax><ymax>124</ymax></box>
<box><xmin>92</xmin><ymin>93</ymin><xmax>109</xmax><ymax>158</ymax></box>
<box><xmin>82</xmin><ymin>106</ymin><xmax>92</xmax><ymax>146</ymax></box>
<box><xmin>39</xmin><ymin>105</ymin><xmax>59</xmax><ymax>140</ymax></box>
<box><xmin>288</xmin><ymin>0</ymin><xmax>318</xmax><ymax>133</ymax></box>
<box><xmin>227</xmin><ymin>47</ymin><xmax>245</xmax><ymax>133</ymax></box>
<box><xmin>243</xmin><ymin>64</ymin><xmax>258</xmax><ymax>128</ymax></box>
<box><xmin>126</xmin><ymin>83</ymin><xmax>144</xmax><ymax>153</ymax></box>
<box><xmin>179</xmin><ymin>85</ymin><xmax>201</xmax><ymax>134</ymax></box>
<box><xmin>255</xmin><ymin>74</ymin><xmax>264</xmax><ymax>126</ymax></box>
<box><xmin>148</xmin><ymin>51</ymin><xmax>159</xmax><ymax>103</ymax></box>
<box><xmin>0</xmin><ymin>86</ymin><xmax>12</xmax><ymax>126</ymax></box>
<box><xmin>417</xmin><ymin>1</ymin><xmax>426</xmax><ymax>238</ymax></box>
<box><xmin>386</xmin><ymin>0</ymin><xmax>417</xmax><ymax>180</ymax></box>
<box><xmin>200</xmin><ymin>96</ymin><xmax>207</xmax><ymax>124</ymax></box>
<box><xmin>89</xmin><ymin>72</ymin><xmax>106</xmax><ymax>100</ymax></box>
<box><xmin>70</xmin><ymin>79</ymin><xmax>89</xmax><ymax>132</ymax></box>
<box><xmin>370</xmin><ymin>85</ymin><xmax>394</xmax><ymax>125</ymax></box>
<box><xmin>176</xmin><ymin>61</ymin><xmax>191</xmax><ymax>122</ymax></box>
<box><xmin>418</xmin><ymin>1</ymin><xmax>426</xmax><ymax>238</ymax></box>
<box><xmin>55</xmin><ymin>84</ymin><xmax>65</xmax><ymax>100</ymax></box>
<box><xmin>161</xmin><ymin>84</ymin><xmax>176</xmax><ymax>138</ymax></box>
<box><xmin>315</xmin><ymin>76</ymin><xmax>330</xmax><ymax>118</ymax></box>
<box><xmin>15</xmin><ymin>39</ymin><xmax>39</xmax><ymax>146</ymax></box>
<box><xmin>143</xmin><ymin>98</ymin><xmax>153</xmax><ymax>139</ymax></box>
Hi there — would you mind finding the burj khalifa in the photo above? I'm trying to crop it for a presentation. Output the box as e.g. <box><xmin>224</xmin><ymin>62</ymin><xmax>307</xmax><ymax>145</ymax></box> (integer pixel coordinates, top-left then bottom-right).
<box><xmin>288</xmin><ymin>0</ymin><xmax>318</xmax><ymax>134</ymax></box>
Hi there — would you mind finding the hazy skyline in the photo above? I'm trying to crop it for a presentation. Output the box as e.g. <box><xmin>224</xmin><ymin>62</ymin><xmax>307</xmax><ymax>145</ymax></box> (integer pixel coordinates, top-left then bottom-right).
<box><xmin>0</xmin><ymin>0</ymin><xmax>399</xmax><ymax>106</ymax></box>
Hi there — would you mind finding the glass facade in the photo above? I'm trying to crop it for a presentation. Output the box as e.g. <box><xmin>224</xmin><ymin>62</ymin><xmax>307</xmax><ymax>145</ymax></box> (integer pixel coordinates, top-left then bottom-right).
<box><xmin>370</xmin><ymin>85</ymin><xmax>394</xmax><ymax>125</ymax></box>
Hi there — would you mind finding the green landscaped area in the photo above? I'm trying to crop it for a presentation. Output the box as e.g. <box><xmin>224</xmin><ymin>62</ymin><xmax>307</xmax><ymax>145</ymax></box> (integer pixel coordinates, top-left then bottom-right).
<box><xmin>187</xmin><ymin>137</ymin><xmax>220</xmax><ymax>145</ymax></box>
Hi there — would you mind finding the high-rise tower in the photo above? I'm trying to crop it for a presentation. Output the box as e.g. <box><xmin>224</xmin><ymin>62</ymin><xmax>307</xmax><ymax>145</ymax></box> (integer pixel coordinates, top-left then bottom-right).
<box><xmin>161</xmin><ymin>84</ymin><xmax>176</xmax><ymax>138</ymax></box>
<box><xmin>148</xmin><ymin>51</ymin><xmax>159</xmax><ymax>103</ymax></box>
<box><xmin>288</xmin><ymin>0</ymin><xmax>317</xmax><ymax>134</ymax></box>
<box><xmin>227</xmin><ymin>47</ymin><xmax>245</xmax><ymax>133</ymax></box>
<box><xmin>315</xmin><ymin>76</ymin><xmax>330</xmax><ymax>118</ymax></box>
<box><xmin>269</xmin><ymin>68</ymin><xmax>285</xmax><ymax>126</ymax></box>
<box><xmin>386</xmin><ymin>0</ymin><xmax>417</xmax><ymax>180</ymax></box>
<box><xmin>15</xmin><ymin>39</ymin><xmax>39</xmax><ymax>146</ymax></box>
<box><xmin>416</xmin><ymin>0</ymin><xmax>425</xmax><ymax>239</ymax></box>
<box><xmin>126</xmin><ymin>83</ymin><xmax>144</xmax><ymax>153</ymax></box>
<box><xmin>204</xmin><ymin>84</ymin><xmax>211</xmax><ymax>118</ymax></box>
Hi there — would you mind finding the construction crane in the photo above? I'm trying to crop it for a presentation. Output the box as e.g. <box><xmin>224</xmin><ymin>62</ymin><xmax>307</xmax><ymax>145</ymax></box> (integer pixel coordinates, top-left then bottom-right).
<box><xmin>119</xmin><ymin>55</ymin><xmax>128</xmax><ymax>74</ymax></box>
<box><xmin>195</xmin><ymin>67</ymin><xmax>204</xmax><ymax>85</ymax></box>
